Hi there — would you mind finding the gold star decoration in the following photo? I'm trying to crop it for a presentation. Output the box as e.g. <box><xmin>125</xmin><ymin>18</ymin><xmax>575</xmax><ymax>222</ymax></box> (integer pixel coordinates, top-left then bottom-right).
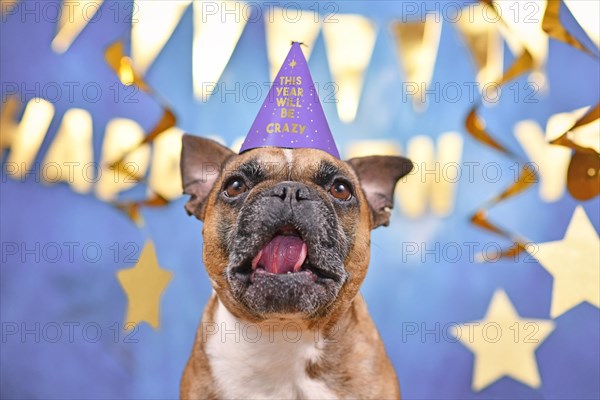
<box><xmin>116</xmin><ymin>241</ymin><xmax>173</xmax><ymax>329</ymax></box>
<box><xmin>289</xmin><ymin>59</ymin><xmax>297</xmax><ymax>69</ymax></box>
<box><xmin>453</xmin><ymin>290</ymin><xmax>555</xmax><ymax>391</ymax></box>
<box><xmin>529</xmin><ymin>206</ymin><xmax>600</xmax><ymax>318</ymax></box>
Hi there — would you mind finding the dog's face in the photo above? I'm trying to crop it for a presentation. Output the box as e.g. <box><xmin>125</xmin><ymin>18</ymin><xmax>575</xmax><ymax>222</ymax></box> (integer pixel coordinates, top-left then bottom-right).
<box><xmin>181</xmin><ymin>135</ymin><xmax>412</xmax><ymax>323</ymax></box>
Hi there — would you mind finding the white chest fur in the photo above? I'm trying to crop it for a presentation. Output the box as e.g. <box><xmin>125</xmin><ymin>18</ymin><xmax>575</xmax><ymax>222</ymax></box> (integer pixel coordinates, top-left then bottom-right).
<box><xmin>205</xmin><ymin>299</ymin><xmax>338</xmax><ymax>399</ymax></box>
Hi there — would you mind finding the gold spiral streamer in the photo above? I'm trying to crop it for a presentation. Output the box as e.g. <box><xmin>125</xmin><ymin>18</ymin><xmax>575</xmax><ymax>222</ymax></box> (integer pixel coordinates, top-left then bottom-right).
<box><xmin>540</xmin><ymin>0</ymin><xmax>599</xmax><ymax>201</ymax></box>
<box><xmin>551</xmin><ymin>104</ymin><xmax>599</xmax><ymax>154</ymax></box>
<box><xmin>466</xmin><ymin>106</ymin><xmax>539</xmax><ymax>260</ymax></box>
<box><xmin>542</xmin><ymin>0</ymin><xmax>599</xmax><ymax>59</ymax></box>
<box><xmin>497</xmin><ymin>50</ymin><xmax>534</xmax><ymax>87</ymax></box>
<box><xmin>466</xmin><ymin>106</ymin><xmax>515</xmax><ymax>156</ymax></box>
<box><xmin>465</xmin><ymin>0</ymin><xmax>599</xmax><ymax>260</ymax></box>
<box><xmin>464</xmin><ymin>2</ymin><xmax>539</xmax><ymax>261</ymax></box>
<box><xmin>550</xmin><ymin>104</ymin><xmax>600</xmax><ymax>200</ymax></box>
<box><xmin>104</xmin><ymin>40</ymin><xmax>177</xmax><ymax>224</ymax></box>
<box><xmin>113</xmin><ymin>194</ymin><xmax>170</xmax><ymax>226</ymax></box>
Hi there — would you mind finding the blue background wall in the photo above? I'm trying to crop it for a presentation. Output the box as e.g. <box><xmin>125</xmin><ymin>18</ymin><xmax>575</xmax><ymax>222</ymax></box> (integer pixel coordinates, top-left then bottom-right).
<box><xmin>1</xmin><ymin>1</ymin><xmax>599</xmax><ymax>398</ymax></box>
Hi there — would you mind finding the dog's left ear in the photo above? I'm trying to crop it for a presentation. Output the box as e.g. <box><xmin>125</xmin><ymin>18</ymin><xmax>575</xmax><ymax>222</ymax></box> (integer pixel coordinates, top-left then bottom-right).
<box><xmin>181</xmin><ymin>134</ymin><xmax>235</xmax><ymax>220</ymax></box>
<box><xmin>347</xmin><ymin>156</ymin><xmax>414</xmax><ymax>229</ymax></box>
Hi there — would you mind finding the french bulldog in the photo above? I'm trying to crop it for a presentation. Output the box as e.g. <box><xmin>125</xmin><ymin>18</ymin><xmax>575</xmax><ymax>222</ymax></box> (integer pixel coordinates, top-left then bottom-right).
<box><xmin>180</xmin><ymin>134</ymin><xmax>413</xmax><ymax>399</ymax></box>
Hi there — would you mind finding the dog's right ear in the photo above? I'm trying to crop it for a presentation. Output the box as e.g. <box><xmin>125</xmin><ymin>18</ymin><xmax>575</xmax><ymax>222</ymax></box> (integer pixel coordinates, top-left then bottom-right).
<box><xmin>348</xmin><ymin>155</ymin><xmax>413</xmax><ymax>229</ymax></box>
<box><xmin>181</xmin><ymin>134</ymin><xmax>235</xmax><ymax>220</ymax></box>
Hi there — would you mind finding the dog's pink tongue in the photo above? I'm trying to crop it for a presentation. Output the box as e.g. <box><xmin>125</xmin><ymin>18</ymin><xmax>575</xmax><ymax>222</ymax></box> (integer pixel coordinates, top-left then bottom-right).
<box><xmin>257</xmin><ymin>235</ymin><xmax>307</xmax><ymax>274</ymax></box>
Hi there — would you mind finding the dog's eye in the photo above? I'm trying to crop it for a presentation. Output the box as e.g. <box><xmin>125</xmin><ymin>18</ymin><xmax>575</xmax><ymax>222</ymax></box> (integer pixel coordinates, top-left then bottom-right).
<box><xmin>224</xmin><ymin>179</ymin><xmax>247</xmax><ymax>197</ymax></box>
<box><xmin>330</xmin><ymin>180</ymin><xmax>352</xmax><ymax>201</ymax></box>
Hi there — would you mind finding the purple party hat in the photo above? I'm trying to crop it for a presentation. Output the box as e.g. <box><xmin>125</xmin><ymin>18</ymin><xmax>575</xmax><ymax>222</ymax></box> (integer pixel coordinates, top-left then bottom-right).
<box><xmin>239</xmin><ymin>42</ymin><xmax>340</xmax><ymax>158</ymax></box>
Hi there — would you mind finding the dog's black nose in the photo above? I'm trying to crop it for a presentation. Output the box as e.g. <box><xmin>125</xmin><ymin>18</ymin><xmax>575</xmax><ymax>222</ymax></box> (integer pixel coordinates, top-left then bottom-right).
<box><xmin>268</xmin><ymin>181</ymin><xmax>312</xmax><ymax>203</ymax></box>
